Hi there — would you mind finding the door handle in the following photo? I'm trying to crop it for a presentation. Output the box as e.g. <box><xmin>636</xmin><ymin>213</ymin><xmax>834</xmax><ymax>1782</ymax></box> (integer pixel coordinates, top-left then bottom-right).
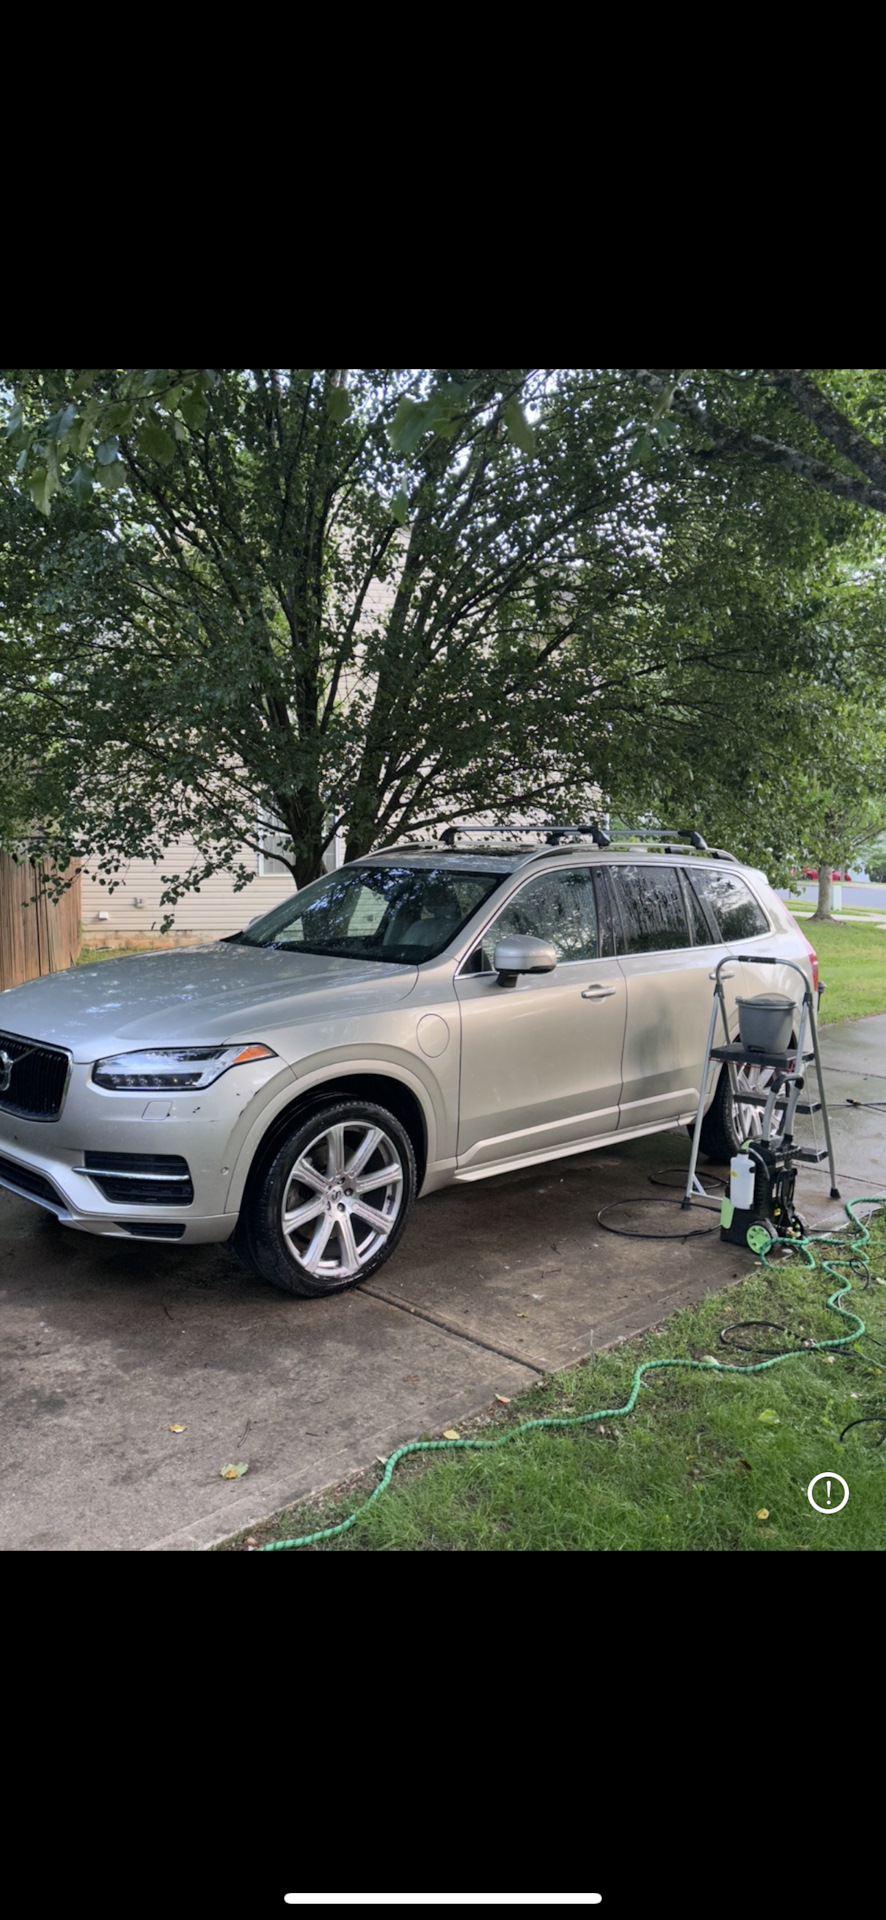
<box><xmin>581</xmin><ymin>984</ymin><xmax>617</xmax><ymax>999</ymax></box>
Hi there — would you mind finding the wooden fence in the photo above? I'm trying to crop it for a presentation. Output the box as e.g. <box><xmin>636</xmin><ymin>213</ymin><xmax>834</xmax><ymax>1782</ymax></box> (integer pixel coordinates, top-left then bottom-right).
<box><xmin>0</xmin><ymin>855</ymin><xmax>82</xmax><ymax>991</ymax></box>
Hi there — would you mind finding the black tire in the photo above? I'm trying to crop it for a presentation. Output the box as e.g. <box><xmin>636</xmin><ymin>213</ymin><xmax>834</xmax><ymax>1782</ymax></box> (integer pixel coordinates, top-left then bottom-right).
<box><xmin>696</xmin><ymin>1051</ymin><xmax>792</xmax><ymax>1164</ymax></box>
<box><xmin>243</xmin><ymin>1100</ymin><xmax>416</xmax><ymax>1297</ymax></box>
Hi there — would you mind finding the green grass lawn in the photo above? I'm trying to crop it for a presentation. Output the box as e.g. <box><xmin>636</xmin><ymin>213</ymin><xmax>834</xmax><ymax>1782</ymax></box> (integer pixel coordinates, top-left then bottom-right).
<box><xmin>797</xmin><ymin>919</ymin><xmax>886</xmax><ymax>1022</ymax></box>
<box><xmin>218</xmin><ymin>1209</ymin><xmax>886</xmax><ymax>1553</ymax></box>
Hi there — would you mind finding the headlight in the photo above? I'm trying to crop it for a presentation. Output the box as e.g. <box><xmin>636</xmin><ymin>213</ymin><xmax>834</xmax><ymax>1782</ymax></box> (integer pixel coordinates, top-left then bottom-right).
<box><xmin>92</xmin><ymin>1043</ymin><xmax>276</xmax><ymax>1091</ymax></box>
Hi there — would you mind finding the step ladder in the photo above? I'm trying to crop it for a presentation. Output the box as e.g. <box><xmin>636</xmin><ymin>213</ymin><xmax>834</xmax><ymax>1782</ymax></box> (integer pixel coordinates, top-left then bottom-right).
<box><xmin>682</xmin><ymin>953</ymin><xmax>840</xmax><ymax>1211</ymax></box>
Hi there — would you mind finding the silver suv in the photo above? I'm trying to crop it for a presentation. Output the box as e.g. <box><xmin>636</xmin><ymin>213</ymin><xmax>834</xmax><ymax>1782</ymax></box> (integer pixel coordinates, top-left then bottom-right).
<box><xmin>0</xmin><ymin>833</ymin><xmax>815</xmax><ymax>1296</ymax></box>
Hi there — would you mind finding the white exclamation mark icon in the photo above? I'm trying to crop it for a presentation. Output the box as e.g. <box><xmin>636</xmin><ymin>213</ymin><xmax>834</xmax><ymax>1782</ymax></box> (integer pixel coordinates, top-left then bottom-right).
<box><xmin>808</xmin><ymin>1473</ymin><xmax>848</xmax><ymax>1511</ymax></box>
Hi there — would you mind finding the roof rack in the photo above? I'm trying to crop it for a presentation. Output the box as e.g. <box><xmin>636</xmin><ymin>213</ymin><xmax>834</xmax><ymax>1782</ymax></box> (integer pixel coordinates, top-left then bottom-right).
<box><xmin>438</xmin><ymin>823</ymin><xmax>739</xmax><ymax>861</ymax></box>
<box><xmin>439</xmin><ymin>823</ymin><xmax>612</xmax><ymax>848</ymax></box>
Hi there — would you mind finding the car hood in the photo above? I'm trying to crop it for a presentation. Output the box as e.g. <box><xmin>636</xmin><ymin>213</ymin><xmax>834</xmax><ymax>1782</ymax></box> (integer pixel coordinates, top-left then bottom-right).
<box><xmin>0</xmin><ymin>944</ymin><xmax>420</xmax><ymax>1063</ymax></box>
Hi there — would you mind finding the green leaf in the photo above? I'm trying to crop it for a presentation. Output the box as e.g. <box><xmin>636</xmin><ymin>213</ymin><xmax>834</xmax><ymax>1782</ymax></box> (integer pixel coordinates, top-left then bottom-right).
<box><xmin>137</xmin><ymin>422</ymin><xmax>176</xmax><ymax>466</ymax></box>
<box><xmin>389</xmin><ymin>396</ymin><xmax>431</xmax><ymax>455</ymax></box>
<box><xmin>97</xmin><ymin>458</ymin><xmax>127</xmax><ymax>491</ymax></box>
<box><xmin>28</xmin><ymin>466</ymin><xmax>58</xmax><ymax>515</ymax></box>
<box><xmin>45</xmin><ymin>402</ymin><xmax>78</xmax><ymax>443</ymax></box>
<box><xmin>391</xmin><ymin>489</ymin><xmax>408</xmax><ymax>525</ymax></box>
<box><xmin>220</xmin><ymin>1461</ymin><xmax>249</xmax><ymax>1479</ymax></box>
<box><xmin>5</xmin><ymin>403</ymin><xmax>23</xmax><ymax>439</ymax></box>
<box><xmin>69</xmin><ymin>463</ymin><xmax>94</xmax><ymax>502</ymax></box>
<box><xmin>327</xmin><ymin>385</ymin><xmax>352</xmax><ymax>425</ymax></box>
<box><xmin>77</xmin><ymin>397</ymin><xmax>102</xmax><ymax>452</ymax></box>
<box><xmin>503</xmin><ymin>395</ymin><xmax>536</xmax><ymax>454</ymax></box>
<box><xmin>98</xmin><ymin>402</ymin><xmax>135</xmax><ymax>436</ymax></box>
<box><xmin>96</xmin><ymin>438</ymin><xmax>120</xmax><ymax>466</ymax></box>
<box><xmin>757</xmin><ymin>1409</ymin><xmax>780</xmax><ymax>1424</ymax></box>
<box><xmin>178</xmin><ymin>391</ymin><xmax>208</xmax><ymax>431</ymax></box>
<box><xmin>71</xmin><ymin>370</ymin><xmax>100</xmax><ymax>395</ymax></box>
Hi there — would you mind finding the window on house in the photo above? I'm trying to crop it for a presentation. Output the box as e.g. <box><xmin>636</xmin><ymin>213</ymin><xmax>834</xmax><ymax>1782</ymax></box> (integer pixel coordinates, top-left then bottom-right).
<box><xmin>256</xmin><ymin>815</ymin><xmax>294</xmax><ymax>878</ymax></box>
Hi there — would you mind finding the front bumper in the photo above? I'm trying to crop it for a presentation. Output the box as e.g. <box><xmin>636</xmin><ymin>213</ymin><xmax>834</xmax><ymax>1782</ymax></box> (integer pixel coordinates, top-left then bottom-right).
<box><xmin>0</xmin><ymin>1053</ymin><xmax>296</xmax><ymax>1243</ymax></box>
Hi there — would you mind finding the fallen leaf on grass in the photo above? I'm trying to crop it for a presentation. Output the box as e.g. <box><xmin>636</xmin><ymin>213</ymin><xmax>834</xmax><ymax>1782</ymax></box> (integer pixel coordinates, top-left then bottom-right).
<box><xmin>168</xmin><ymin>1424</ymin><xmax>186</xmax><ymax>1433</ymax></box>
<box><xmin>758</xmin><ymin>1409</ymin><xmax>780</xmax><ymax>1424</ymax></box>
<box><xmin>495</xmin><ymin>1395</ymin><xmax>511</xmax><ymax>1405</ymax></box>
<box><xmin>756</xmin><ymin>1508</ymin><xmax>770</xmax><ymax>1520</ymax></box>
<box><xmin>220</xmin><ymin>1462</ymin><xmax>249</xmax><ymax>1479</ymax></box>
<box><xmin>442</xmin><ymin>1429</ymin><xmax>460</xmax><ymax>1440</ymax></box>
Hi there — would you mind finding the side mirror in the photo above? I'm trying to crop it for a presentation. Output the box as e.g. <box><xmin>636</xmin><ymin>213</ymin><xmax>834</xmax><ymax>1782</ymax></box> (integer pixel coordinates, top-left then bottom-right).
<box><xmin>493</xmin><ymin>936</ymin><xmax>558</xmax><ymax>988</ymax></box>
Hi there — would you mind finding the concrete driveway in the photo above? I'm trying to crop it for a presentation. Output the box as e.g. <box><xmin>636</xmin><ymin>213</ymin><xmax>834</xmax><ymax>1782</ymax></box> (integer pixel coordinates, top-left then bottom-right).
<box><xmin>2</xmin><ymin>1016</ymin><xmax>885</xmax><ymax>1552</ymax></box>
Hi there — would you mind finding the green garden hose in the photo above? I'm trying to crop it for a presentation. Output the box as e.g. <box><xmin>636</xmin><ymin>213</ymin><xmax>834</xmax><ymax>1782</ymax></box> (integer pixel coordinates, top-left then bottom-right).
<box><xmin>259</xmin><ymin>1195</ymin><xmax>883</xmax><ymax>1551</ymax></box>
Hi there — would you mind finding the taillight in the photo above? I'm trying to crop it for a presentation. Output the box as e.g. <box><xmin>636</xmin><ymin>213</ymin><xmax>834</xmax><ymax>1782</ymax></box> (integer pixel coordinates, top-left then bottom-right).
<box><xmin>805</xmin><ymin>939</ymin><xmax>819</xmax><ymax>995</ymax></box>
<box><xmin>786</xmin><ymin>910</ymin><xmax>818</xmax><ymax>993</ymax></box>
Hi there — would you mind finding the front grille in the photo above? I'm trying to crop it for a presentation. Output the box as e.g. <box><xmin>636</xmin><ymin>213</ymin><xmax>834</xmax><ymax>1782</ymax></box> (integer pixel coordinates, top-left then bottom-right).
<box><xmin>115</xmin><ymin>1221</ymin><xmax>186</xmax><ymax>1239</ymax></box>
<box><xmin>0</xmin><ymin>1151</ymin><xmax>64</xmax><ymax>1209</ymax></box>
<box><xmin>81</xmin><ymin>1151</ymin><xmax>194</xmax><ymax>1205</ymax></box>
<box><xmin>0</xmin><ymin>1031</ymin><xmax>70</xmax><ymax>1120</ymax></box>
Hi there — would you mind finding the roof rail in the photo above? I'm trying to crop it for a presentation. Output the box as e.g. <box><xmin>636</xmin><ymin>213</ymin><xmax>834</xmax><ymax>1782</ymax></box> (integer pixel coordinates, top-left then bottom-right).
<box><xmin>435</xmin><ymin>824</ymin><xmax>740</xmax><ymax>862</ymax></box>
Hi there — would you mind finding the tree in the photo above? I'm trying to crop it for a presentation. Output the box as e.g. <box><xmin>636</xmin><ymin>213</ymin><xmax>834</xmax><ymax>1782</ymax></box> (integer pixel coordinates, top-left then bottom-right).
<box><xmin>622</xmin><ymin>370</ymin><xmax>886</xmax><ymax>518</ymax></box>
<box><xmin>2</xmin><ymin>369</ymin><xmax>883</xmax><ymax>914</ymax></box>
<box><xmin>1</xmin><ymin>370</ymin><xmax>658</xmax><ymax>895</ymax></box>
<box><xmin>783</xmin><ymin>697</ymin><xmax>886</xmax><ymax>921</ymax></box>
<box><xmin>12</xmin><ymin>368</ymin><xmax>886</xmax><ymax>523</ymax></box>
<box><xmin>387</xmin><ymin>369</ymin><xmax>886</xmax><ymax>522</ymax></box>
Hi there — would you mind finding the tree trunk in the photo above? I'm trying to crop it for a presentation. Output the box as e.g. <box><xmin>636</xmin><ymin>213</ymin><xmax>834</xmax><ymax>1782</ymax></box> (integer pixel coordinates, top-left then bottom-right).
<box><xmin>810</xmin><ymin>864</ymin><xmax>835</xmax><ymax>922</ymax></box>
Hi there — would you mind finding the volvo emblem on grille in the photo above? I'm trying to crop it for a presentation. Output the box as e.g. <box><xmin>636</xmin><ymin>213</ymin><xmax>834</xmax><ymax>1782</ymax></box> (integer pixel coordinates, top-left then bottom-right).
<box><xmin>0</xmin><ymin>1049</ymin><xmax>14</xmax><ymax>1094</ymax></box>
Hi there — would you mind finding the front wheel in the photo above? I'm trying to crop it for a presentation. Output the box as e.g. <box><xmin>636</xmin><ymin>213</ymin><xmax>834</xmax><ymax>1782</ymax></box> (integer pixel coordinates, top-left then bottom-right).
<box><xmin>244</xmin><ymin>1100</ymin><xmax>417</xmax><ymax>1296</ymax></box>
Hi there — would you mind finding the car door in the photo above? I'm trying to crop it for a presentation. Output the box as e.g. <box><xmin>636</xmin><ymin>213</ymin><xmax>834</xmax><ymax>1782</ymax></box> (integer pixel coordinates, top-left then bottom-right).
<box><xmin>453</xmin><ymin>866</ymin><xmax>627</xmax><ymax>1172</ymax></box>
<box><xmin>602</xmin><ymin>861</ymin><xmax>724</xmax><ymax>1131</ymax></box>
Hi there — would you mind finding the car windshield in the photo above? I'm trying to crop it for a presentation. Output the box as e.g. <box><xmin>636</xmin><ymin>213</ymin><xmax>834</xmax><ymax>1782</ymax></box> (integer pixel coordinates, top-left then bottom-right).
<box><xmin>232</xmin><ymin>866</ymin><xmax>505</xmax><ymax>964</ymax></box>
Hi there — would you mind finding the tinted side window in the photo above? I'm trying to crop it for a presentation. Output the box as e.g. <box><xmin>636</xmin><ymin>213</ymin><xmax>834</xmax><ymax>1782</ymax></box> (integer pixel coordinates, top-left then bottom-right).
<box><xmin>478</xmin><ymin>870</ymin><xmax>598</xmax><ymax>971</ymax></box>
<box><xmin>687</xmin><ymin>868</ymin><xmax>770</xmax><ymax>942</ymax></box>
<box><xmin>610</xmin><ymin>866</ymin><xmax>692</xmax><ymax>954</ymax></box>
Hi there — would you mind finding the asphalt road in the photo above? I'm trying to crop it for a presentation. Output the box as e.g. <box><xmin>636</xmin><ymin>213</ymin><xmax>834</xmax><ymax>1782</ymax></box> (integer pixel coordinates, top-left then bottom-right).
<box><xmin>780</xmin><ymin>883</ymin><xmax>886</xmax><ymax>911</ymax></box>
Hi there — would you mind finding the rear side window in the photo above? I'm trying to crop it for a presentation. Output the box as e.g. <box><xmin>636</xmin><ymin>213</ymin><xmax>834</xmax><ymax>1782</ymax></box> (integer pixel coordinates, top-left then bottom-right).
<box><xmin>609</xmin><ymin>866</ymin><xmax>691</xmax><ymax>954</ymax></box>
<box><xmin>687</xmin><ymin>868</ymin><xmax>770</xmax><ymax>942</ymax></box>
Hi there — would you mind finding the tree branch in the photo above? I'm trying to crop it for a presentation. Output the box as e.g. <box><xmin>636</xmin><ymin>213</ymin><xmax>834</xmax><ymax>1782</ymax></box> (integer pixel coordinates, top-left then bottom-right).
<box><xmin>624</xmin><ymin>369</ymin><xmax>886</xmax><ymax>516</ymax></box>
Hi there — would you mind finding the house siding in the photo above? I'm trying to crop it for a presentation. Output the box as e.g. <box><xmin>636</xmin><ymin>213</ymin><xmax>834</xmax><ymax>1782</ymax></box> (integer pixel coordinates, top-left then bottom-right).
<box><xmin>80</xmin><ymin>836</ymin><xmax>297</xmax><ymax>941</ymax></box>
